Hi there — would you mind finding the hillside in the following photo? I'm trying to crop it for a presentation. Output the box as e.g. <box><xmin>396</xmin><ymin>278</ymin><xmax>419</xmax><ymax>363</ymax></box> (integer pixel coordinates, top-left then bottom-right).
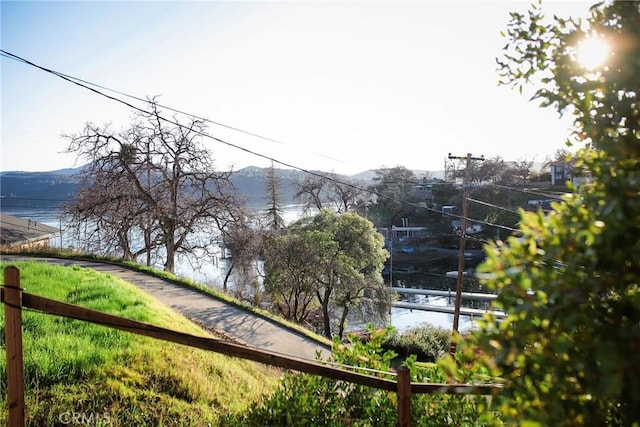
<box><xmin>0</xmin><ymin>165</ymin><xmax>357</xmax><ymax>207</ymax></box>
<box><xmin>0</xmin><ymin>261</ymin><xmax>280</xmax><ymax>425</ymax></box>
<box><xmin>0</xmin><ymin>171</ymin><xmax>79</xmax><ymax>201</ymax></box>
<box><xmin>0</xmin><ymin>165</ymin><xmax>448</xmax><ymax>210</ymax></box>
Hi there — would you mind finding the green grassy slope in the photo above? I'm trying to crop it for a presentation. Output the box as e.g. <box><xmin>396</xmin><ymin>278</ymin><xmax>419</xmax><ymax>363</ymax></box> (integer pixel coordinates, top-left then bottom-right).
<box><xmin>0</xmin><ymin>261</ymin><xmax>280</xmax><ymax>426</ymax></box>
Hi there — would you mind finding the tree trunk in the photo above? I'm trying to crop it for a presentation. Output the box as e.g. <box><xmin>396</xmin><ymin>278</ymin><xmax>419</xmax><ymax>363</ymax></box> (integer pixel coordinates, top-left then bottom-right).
<box><xmin>144</xmin><ymin>227</ymin><xmax>152</xmax><ymax>267</ymax></box>
<box><xmin>223</xmin><ymin>258</ymin><xmax>235</xmax><ymax>293</ymax></box>
<box><xmin>317</xmin><ymin>287</ymin><xmax>332</xmax><ymax>338</ymax></box>
<box><xmin>322</xmin><ymin>302</ymin><xmax>331</xmax><ymax>338</ymax></box>
<box><xmin>165</xmin><ymin>238</ymin><xmax>176</xmax><ymax>273</ymax></box>
<box><xmin>337</xmin><ymin>305</ymin><xmax>350</xmax><ymax>339</ymax></box>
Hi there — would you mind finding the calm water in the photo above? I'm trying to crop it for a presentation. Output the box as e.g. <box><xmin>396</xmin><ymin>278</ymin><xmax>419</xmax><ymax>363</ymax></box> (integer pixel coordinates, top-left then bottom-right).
<box><xmin>1</xmin><ymin>202</ymin><xmax>479</xmax><ymax>332</ymax></box>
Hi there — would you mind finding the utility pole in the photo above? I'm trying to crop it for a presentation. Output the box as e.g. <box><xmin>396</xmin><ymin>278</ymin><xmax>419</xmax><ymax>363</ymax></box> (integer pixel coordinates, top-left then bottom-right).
<box><xmin>448</xmin><ymin>152</ymin><xmax>484</xmax><ymax>355</ymax></box>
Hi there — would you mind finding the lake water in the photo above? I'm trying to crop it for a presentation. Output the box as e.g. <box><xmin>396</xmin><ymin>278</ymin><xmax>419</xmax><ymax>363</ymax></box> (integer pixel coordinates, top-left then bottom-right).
<box><xmin>1</xmin><ymin>202</ymin><xmax>479</xmax><ymax>332</ymax></box>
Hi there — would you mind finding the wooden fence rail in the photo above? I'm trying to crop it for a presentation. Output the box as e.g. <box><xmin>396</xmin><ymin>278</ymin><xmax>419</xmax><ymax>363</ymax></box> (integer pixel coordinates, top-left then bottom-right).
<box><xmin>2</xmin><ymin>266</ymin><xmax>502</xmax><ymax>427</ymax></box>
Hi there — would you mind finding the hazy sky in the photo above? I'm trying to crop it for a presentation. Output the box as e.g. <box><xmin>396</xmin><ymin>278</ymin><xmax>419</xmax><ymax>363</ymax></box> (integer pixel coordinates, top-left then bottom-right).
<box><xmin>1</xmin><ymin>1</ymin><xmax>592</xmax><ymax>175</ymax></box>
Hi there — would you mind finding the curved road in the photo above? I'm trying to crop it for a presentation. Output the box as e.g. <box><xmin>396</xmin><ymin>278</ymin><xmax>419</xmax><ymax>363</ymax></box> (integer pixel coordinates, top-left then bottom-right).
<box><xmin>1</xmin><ymin>255</ymin><xmax>330</xmax><ymax>361</ymax></box>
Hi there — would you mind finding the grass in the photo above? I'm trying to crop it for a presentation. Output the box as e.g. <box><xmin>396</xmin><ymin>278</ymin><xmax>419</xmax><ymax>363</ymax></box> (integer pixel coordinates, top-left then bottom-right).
<box><xmin>0</xmin><ymin>260</ymin><xmax>281</xmax><ymax>426</ymax></box>
<box><xmin>2</xmin><ymin>247</ymin><xmax>333</xmax><ymax>348</ymax></box>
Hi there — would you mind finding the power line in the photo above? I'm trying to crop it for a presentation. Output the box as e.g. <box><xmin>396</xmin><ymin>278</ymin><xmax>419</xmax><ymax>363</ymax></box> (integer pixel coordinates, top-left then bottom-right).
<box><xmin>0</xmin><ymin>51</ymin><xmax>331</xmax><ymax>184</ymax></box>
<box><xmin>486</xmin><ymin>183</ymin><xmax>566</xmax><ymax>200</ymax></box>
<box><xmin>1</xmin><ymin>49</ymin><xmax>520</xmax><ymax>235</ymax></box>
<box><xmin>0</xmin><ymin>51</ymin><xmax>432</xmax><ymax>215</ymax></box>
<box><xmin>0</xmin><ymin>50</ymin><xmax>345</xmax><ymax>167</ymax></box>
<box><xmin>2</xmin><ymin>49</ymin><xmax>562</xmax><ymax>237</ymax></box>
<box><xmin>467</xmin><ymin>197</ymin><xmax>521</xmax><ymax>215</ymax></box>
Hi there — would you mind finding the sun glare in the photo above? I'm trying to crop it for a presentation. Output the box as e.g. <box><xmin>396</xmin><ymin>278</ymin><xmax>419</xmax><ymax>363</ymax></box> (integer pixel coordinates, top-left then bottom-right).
<box><xmin>576</xmin><ymin>35</ymin><xmax>610</xmax><ymax>70</ymax></box>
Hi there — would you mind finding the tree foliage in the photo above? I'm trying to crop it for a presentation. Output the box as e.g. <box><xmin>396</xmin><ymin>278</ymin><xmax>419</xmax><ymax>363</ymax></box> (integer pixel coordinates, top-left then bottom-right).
<box><xmin>264</xmin><ymin>162</ymin><xmax>286</xmax><ymax>230</ymax></box>
<box><xmin>264</xmin><ymin>229</ymin><xmax>332</xmax><ymax>324</ymax></box>
<box><xmin>264</xmin><ymin>210</ymin><xmax>391</xmax><ymax>338</ymax></box>
<box><xmin>471</xmin><ymin>2</ymin><xmax>640</xmax><ymax>425</ymax></box>
<box><xmin>64</xmin><ymin>99</ymin><xmax>239</xmax><ymax>273</ymax></box>
<box><xmin>225</xmin><ymin>325</ymin><xmax>498</xmax><ymax>426</ymax></box>
<box><xmin>368</xmin><ymin>166</ymin><xmax>423</xmax><ymax>227</ymax></box>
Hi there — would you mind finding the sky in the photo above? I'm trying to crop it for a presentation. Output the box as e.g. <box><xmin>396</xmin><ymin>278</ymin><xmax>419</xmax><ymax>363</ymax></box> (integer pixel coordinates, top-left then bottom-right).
<box><xmin>1</xmin><ymin>1</ymin><xmax>594</xmax><ymax>176</ymax></box>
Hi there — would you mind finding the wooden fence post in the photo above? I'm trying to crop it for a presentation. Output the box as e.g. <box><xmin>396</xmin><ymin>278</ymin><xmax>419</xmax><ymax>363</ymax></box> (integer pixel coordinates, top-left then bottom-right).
<box><xmin>397</xmin><ymin>365</ymin><xmax>411</xmax><ymax>427</ymax></box>
<box><xmin>4</xmin><ymin>266</ymin><xmax>26</xmax><ymax>427</ymax></box>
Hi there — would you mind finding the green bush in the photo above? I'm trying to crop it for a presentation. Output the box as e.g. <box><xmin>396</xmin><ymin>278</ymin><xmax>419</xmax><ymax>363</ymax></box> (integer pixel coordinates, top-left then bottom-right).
<box><xmin>225</xmin><ymin>325</ymin><xmax>500</xmax><ymax>426</ymax></box>
<box><xmin>382</xmin><ymin>323</ymin><xmax>451</xmax><ymax>363</ymax></box>
<box><xmin>470</xmin><ymin>2</ymin><xmax>640</xmax><ymax>425</ymax></box>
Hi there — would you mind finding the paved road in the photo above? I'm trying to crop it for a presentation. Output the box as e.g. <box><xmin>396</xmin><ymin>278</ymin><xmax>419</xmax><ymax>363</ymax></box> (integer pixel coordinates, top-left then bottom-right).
<box><xmin>1</xmin><ymin>255</ymin><xmax>330</xmax><ymax>361</ymax></box>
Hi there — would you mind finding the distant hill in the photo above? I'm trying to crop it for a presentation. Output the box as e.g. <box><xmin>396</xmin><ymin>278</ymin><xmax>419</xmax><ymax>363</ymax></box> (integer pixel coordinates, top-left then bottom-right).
<box><xmin>0</xmin><ymin>171</ymin><xmax>79</xmax><ymax>201</ymax></box>
<box><xmin>230</xmin><ymin>166</ymin><xmax>309</xmax><ymax>206</ymax></box>
<box><xmin>0</xmin><ymin>166</ymin><xmax>442</xmax><ymax>208</ymax></box>
<box><xmin>0</xmin><ymin>166</ymin><xmax>355</xmax><ymax>207</ymax></box>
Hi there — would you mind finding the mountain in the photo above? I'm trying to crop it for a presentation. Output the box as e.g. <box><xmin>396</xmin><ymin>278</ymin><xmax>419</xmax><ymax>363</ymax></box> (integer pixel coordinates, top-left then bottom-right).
<box><xmin>0</xmin><ymin>165</ymin><xmax>443</xmax><ymax>208</ymax></box>
<box><xmin>0</xmin><ymin>171</ymin><xmax>79</xmax><ymax>201</ymax></box>
<box><xmin>0</xmin><ymin>166</ymin><xmax>348</xmax><ymax>207</ymax></box>
<box><xmin>231</xmin><ymin>166</ymin><xmax>310</xmax><ymax>206</ymax></box>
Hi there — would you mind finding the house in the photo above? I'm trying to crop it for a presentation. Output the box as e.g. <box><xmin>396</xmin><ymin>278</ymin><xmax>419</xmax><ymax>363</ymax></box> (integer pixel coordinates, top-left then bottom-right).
<box><xmin>0</xmin><ymin>213</ymin><xmax>59</xmax><ymax>250</ymax></box>
<box><xmin>550</xmin><ymin>162</ymin><xmax>573</xmax><ymax>186</ymax></box>
<box><xmin>549</xmin><ymin>161</ymin><xmax>591</xmax><ymax>187</ymax></box>
<box><xmin>378</xmin><ymin>226</ymin><xmax>429</xmax><ymax>243</ymax></box>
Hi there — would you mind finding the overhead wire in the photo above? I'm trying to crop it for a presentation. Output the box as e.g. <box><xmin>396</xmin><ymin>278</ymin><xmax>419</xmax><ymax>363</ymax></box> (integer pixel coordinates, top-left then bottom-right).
<box><xmin>0</xmin><ymin>51</ymin><xmax>440</xmax><ymax>219</ymax></box>
<box><xmin>466</xmin><ymin>197</ymin><xmax>521</xmax><ymax>215</ymax></box>
<box><xmin>3</xmin><ymin>51</ymin><xmax>574</xmax><ymax>278</ymax></box>
<box><xmin>486</xmin><ymin>183</ymin><xmax>566</xmax><ymax>200</ymax></box>
<box><xmin>1</xmin><ymin>49</ymin><xmax>521</xmax><ymax>235</ymax></box>
<box><xmin>0</xmin><ymin>50</ymin><xmax>345</xmax><ymax>167</ymax></box>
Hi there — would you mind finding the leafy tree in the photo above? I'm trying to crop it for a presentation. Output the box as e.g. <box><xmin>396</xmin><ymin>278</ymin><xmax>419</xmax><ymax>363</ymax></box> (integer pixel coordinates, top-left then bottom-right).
<box><xmin>264</xmin><ymin>210</ymin><xmax>391</xmax><ymax>338</ymax></box>
<box><xmin>64</xmin><ymin>99</ymin><xmax>239</xmax><ymax>273</ymax></box>
<box><xmin>263</xmin><ymin>230</ymin><xmax>331</xmax><ymax>324</ymax></box>
<box><xmin>471</xmin><ymin>2</ymin><xmax>640</xmax><ymax>425</ymax></box>
<box><xmin>263</xmin><ymin>162</ymin><xmax>286</xmax><ymax>230</ymax></box>
<box><xmin>368</xmin><ymin>166</ymin><xmax>422</xmax><ymax>227</ymax></box>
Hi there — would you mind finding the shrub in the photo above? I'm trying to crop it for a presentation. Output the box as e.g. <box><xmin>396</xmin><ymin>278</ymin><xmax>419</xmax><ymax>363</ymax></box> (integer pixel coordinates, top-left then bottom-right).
<box><xmin>470</xmin><ymin>2</ymin><xmax>640</xmax><ymax>425</ymax></box>
<box><xmin>382</xmin><ymin>323</ymin><xmax>451</xmax><ymax>363</ymax></box>
<box><xmin>225</xmin><ymin>325</ymin><xmax>499</xmax><ymax>426</ymax></box>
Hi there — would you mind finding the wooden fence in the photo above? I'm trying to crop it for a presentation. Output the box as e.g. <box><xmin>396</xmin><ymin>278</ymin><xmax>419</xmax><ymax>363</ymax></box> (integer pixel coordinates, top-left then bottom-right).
<box><xmin>1</xmin><ymin>266</ymin><xmax>502</xmax><ymax>427</ymax></box>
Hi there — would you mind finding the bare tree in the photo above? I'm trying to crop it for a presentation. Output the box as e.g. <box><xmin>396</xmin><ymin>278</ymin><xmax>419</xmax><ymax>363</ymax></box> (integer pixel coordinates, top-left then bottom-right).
<box><xmin>477</xmin><ymin>156</ymin><xmax>507</xmax><ymax>183</ymax></box>
<box><xmin>505</xmin><ymin>158</ymin><xmax>535</xmax><ymax>185</ymax></box>
<box><xmin>63</xmin><ymin>139</ymin><xmax>161</xmax><ymax>261</ymax></box>
<box><xmin>64</xmin><ymin>99</ymin><xmax>239</xmax><ymax>273</ymax></box>
<box><xmin>221</xmin><ymin>211</ymin><xmax>265</xmax><ymax>303</ymax></box>
<box><xmin>541</xmin><ymin>148</ymin><xmax>573</xmax><ymax>172</ymax></box>
<box><xmin>326</xmin><ymin>174</ymin><xmax>368</xmax><ymax>213</ymax></box>
<box><xmin>294</xmin><ymin>175</ymin><xmax>327</xmax><ymax>212</ymax></box>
